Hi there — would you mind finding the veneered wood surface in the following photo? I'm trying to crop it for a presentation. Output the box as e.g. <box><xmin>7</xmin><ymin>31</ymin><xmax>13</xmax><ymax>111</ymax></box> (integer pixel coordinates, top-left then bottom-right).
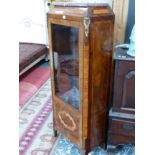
<box><xmin>48</xmin><ymin>4</ymin><xmax>113</xmax><ymax>22</ymax></box>
<box><xmin>112</xmin><ymin>60</ymin><xmax>135</xmax><ymax>114</ymax></box>
<box><xmin>48</xmin><ymin>18</ymin><xmax>84</xmax><ymax>148</ymax></box>
<box><xmin>107</xmin><ymin>57</ymin><xmax>135</xmax><ymax>147</ymax></box>
<box><xmin>89</xmin><ymin>18</ymin><xmax>114</xmax><ymax>149</ymax></box>
<box><xmin>47</xmin><ymin>3</ymin><xmax>114</xmax><ymax>154</ymax></box>
<box><xmin>108</xmin><ymin>118</ymin><xmax>135</xmax><ymax>145</ymax></box>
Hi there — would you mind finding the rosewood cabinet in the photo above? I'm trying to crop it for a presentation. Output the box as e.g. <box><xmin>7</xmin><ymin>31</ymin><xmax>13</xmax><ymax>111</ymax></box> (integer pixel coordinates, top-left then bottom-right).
<box><xmin>108</xmin><ymin>48</ymin><xmax>135</xmax><ymax>147</ymax></box>
<box><xmin>47</xmin><ymin>2</ymin><xmax>114</xmax><ymax>154</ymax></box>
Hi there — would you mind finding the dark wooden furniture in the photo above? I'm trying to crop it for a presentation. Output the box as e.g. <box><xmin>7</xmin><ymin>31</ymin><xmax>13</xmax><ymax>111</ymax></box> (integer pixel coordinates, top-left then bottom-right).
<box><xmin>19</xmin><ymin>42</ymin><xmax>48</xmax><ymax>76</ymax></box>
<box><xmin>47</xmin><ymin>2</ymin><xmax>114</xmax><ymax>154</ymax></box>
<box><xmin>108</xmin><ymin>48</ymin><xmax>135</xmax><ymax>147</ymax></box>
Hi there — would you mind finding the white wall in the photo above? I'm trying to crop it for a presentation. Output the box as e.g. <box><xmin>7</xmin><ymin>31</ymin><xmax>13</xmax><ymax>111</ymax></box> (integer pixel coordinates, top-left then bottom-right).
<box><xmin>19</xmin><ymin>0</ymin><xmax>112</xmax><ymax>44</ymax></box>
<box><xmin>19</xmin><ymin>0</ymin><xmax>48</xmax><ymax>44</ymax></box>
<box><xmin>72</xmin><ymin>0</ymin><xmax>112</xmax><ymax>8</ymax></box>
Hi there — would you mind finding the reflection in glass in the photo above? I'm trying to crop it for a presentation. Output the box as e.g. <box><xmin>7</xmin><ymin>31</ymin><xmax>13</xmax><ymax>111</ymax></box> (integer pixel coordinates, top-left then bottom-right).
<box><xmin>51</xmin><ymin>24</ymin><xmax>79</xmax><ymax>109</ymax></box>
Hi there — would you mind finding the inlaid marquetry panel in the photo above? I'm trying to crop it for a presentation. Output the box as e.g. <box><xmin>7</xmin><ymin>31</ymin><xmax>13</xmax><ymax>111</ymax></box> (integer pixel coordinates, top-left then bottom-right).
<box><xmin>58</xmin><ymin>111</ymin><xmax>77</xmax><ymax>132</ymax></box>
<box><xmin>54</xmin><ymin>98</ymin><xmax>81</xmax><ymax>145</ymax></box>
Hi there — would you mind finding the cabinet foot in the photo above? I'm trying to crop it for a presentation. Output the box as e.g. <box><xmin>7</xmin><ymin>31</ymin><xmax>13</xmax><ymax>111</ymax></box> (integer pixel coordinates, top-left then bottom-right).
<box><xmin>53</xmin><ymin>129</ymin><xmax>58</xmax><ymax>137</ymax></box>
<box><xmin>81</xmin><ymin>148</ymin><xmax>90</xmax><ymax>155</ymax></box>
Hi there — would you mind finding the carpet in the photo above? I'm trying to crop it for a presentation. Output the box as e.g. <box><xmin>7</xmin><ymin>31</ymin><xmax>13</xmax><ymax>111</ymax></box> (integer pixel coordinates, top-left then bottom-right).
<box><xmin>19</xmin><ymin>61</ymin><xmax>50</xmax><ymax>107</ymax></box>
<box><xmin>19</xmin><ymin>77</ymin><xmax>135</xmax><ymax>155</ymax></box>
<box><xmin>50</xmin><ymin>134</ymin><xmax>135</xmax><ymax>155</ymax></box>
<box><xmin>19</xmin><ymin>61</ymin><xmax>135</xmax><ymax>155</ymax></box>
<box><xmin>19</xmin><ymin>79</ymin><xmax>57</xmax><ymax>155</ymax></box>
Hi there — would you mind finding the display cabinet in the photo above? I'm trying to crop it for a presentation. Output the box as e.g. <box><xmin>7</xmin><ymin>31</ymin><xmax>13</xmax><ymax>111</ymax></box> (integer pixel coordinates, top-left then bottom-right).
<box><xmin>47</xmin><ymin>2</ymin><xmax>114</xmax><ymax>154</ymax></box>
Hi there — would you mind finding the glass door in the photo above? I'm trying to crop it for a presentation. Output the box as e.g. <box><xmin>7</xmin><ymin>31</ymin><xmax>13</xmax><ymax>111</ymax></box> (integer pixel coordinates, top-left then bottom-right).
<box><xmin>48</xmin><ymin>18</ymin><xmax>84</xmax><ymax>148</ymax></box>
<box><xmin>51</xmin><ymin>24</ymin><xmax>80</xmax><ymax>110</ymax></box>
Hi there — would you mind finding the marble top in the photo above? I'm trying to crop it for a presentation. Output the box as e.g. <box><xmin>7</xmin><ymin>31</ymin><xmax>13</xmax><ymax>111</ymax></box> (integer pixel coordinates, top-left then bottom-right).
<box><xmin>53</xmin><ymin>2</ymin><xmax>109</xmax><ymax>7</ymax></box>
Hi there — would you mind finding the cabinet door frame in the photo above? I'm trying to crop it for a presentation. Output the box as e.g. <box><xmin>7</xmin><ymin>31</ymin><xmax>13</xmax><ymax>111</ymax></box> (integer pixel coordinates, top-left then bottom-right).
<box><xmin>48</xmin><ymin>17</ymin><xmax>85</xmax><ymax>148</ymax></box>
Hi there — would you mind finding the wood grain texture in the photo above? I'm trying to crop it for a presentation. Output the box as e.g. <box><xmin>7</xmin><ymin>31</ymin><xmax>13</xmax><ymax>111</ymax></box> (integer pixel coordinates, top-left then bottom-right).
<box><xmin>54</xmin><ymin>97</ymin><xmax>81</xmax><ymax>146</ymax></box>
<box><xmin>108</xmin><ymin>117</ymin><xmax>135</xmax><ymax>145</ymax></box>
<box><xmin>83</xmin><ymin>34</ymin><xmax>89</xmax><ymax>142</ymax></box>
<box><xmin>112</xmin><ymin>0</ymin><xmax>129</xmax><ymax>45</ymax></box>
<box><xmin>47</xmin><ymin>4</ymin><xmax>114</xmax><ymax>154</ymax></box>
<box><xmin>112</xmin><ymin>60</ymin><xmax>135</xmax><ymax>114</ymax></box>
<box><xmin>48</xmin><ymin>18</ymin><xmax>84</xmax><ymax>148</ymax></box>
<box><xmin>108</xmin><ymin>52</ymin><xmax>135</xmax><ymax>146</ymax></box>
<box><xmin>89</xmin><ymin>18</ymin><xmax>114</xmax><ymax>148</ymax></box>
<box><xmin>48</xmin><ymin>4</ymin><xmax>113</xmax><ymax>22</ymax></box>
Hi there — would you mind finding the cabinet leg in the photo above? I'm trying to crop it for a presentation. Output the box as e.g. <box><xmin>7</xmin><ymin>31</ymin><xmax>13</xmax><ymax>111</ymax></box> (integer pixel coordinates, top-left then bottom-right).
<box><xmin>85</xmin><ymin>149</ymin><xmax>90</xmax><ymax>155</ymax></box>
<box><xmin>53</xmin><ymin>129</ymin><xmax>58</xmax><ymax>137</ymax></box>
<box><xmin>81</xmin><ymin>148</ymin><xmax>90</xmax><ymax>155</ymax></box>
<box><xmin>100</xmin><ymin>143</ymin><xmax>106</xmax><ymax>149</ymax></box>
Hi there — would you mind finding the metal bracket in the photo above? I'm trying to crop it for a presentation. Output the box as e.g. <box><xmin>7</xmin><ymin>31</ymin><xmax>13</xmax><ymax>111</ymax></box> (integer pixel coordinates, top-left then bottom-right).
<box><xmin>83</xmin><ymin>17</ymin><xmax>90</xmax><ymax>37</ymax></box>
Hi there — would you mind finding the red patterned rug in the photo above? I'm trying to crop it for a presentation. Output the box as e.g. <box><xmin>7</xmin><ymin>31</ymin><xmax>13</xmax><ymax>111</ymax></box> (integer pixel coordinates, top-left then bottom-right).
<box><xmin>19</xmin><ymin>61</ymin><xmax>57</xmax><ymax>155</ymax></box>
<box><xmin>19</xmin><ymin>62</ymin><xmax>135</xmax><ymax>155</ymax></box>
<box><xmin>19</xmin><ymin>79</ymin><xmax>57</xmax><ymax>155</ymax></box>
<box><xmin>19</xmin><ymin>62</ymin><xmax>50</xmax><ymax>107</ymax></box>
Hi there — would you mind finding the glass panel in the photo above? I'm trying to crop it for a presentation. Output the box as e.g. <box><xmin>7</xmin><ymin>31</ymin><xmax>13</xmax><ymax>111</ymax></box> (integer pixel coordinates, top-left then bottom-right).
<box><xmin>51</xmin><ymin>24</ymin><xmax>79</xmax><ymax>109</ymax></box>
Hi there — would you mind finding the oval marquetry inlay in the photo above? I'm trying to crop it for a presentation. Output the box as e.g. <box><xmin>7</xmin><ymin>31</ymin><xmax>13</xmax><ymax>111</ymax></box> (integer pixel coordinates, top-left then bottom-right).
<box><xmin>58</xmin><ymin>111</ymin><xmax>76</xmax><ymax>131</ymax></box>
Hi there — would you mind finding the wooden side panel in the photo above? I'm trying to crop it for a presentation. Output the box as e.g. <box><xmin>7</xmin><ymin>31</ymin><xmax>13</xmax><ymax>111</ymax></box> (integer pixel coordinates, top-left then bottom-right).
<box><xmin>90</xmin><ymin>18</ymin><xmax>114</xmax><ymax>148</ymax></box>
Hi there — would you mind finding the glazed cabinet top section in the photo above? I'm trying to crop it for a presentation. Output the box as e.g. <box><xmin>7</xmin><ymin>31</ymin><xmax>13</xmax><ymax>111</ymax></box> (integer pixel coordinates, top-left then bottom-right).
<box><xmin>47</xmin><ymin>2</ymin><xmax>114</xmax><ymax>21</ymax></box>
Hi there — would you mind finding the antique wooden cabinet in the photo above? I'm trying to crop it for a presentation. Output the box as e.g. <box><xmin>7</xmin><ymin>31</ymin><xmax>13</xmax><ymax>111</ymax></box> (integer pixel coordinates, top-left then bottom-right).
<box><xmin>47</xmin><ymin>2</ymin><xmax>114</xmax><ymax>154</ymax></box>
<box><xmin>108</xmin><ymin>48</ymin><xmax>135</xmax><ymax>147</ymax></box>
